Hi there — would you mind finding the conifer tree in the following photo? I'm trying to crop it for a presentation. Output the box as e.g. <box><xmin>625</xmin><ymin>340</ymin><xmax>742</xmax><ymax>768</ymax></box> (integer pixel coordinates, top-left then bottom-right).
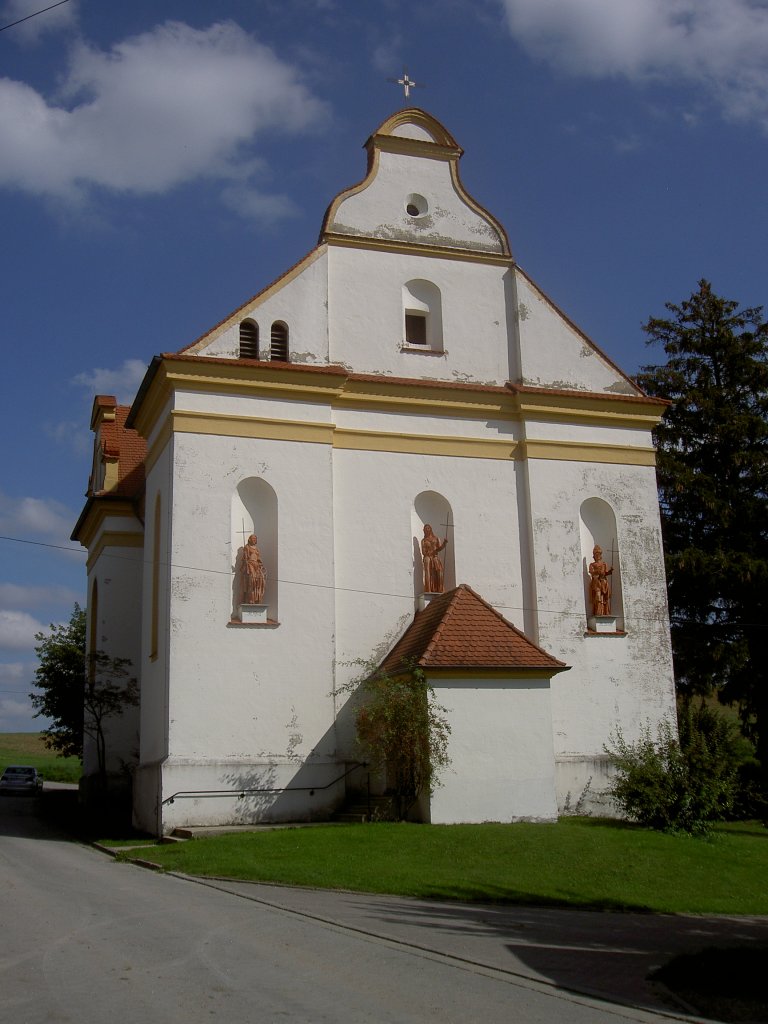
<box><xmin>637</xmin><ymin>281</ymin><xmax>768</xmax><ymax>788</ymax></box>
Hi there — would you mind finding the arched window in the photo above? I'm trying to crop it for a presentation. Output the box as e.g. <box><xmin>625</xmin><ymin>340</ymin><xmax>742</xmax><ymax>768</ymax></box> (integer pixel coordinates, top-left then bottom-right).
<box><xmin>579</xmin><ymin>497</ymin><xmax>624</xmax><ymax>631</ymax></box>
<box><xmin>239</xmin><ymin>320</ymin><xmax>259</xmax><ymax>359</ymax></box>
<box><xmin>270</xmin><ymin>321</ymin><xmax>289</xmax><ymax>362</ymax></box>
<box><xmin>402</xmin><ymin>280</ymin><xmax>443</xmax><ymax>352</ymax></box>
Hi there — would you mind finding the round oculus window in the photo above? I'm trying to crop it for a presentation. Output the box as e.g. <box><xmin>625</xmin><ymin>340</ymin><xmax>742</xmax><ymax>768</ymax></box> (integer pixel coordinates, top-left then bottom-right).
<box><xmin>405</xmin><ymin>193</ymin><xmax>428</xmax><ymax>218</ymax></box>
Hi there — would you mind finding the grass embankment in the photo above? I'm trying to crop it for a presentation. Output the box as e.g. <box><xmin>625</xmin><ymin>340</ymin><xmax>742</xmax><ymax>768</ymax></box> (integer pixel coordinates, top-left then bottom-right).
<box><xmin>0</xmin><ymin>733</ymin><xmax>81</xmax><ymax>784</ymax></box>
<box><xmin>117</xmin><ymin>818</ymin><xmax>768</xmax><ymax>915</ymax></box>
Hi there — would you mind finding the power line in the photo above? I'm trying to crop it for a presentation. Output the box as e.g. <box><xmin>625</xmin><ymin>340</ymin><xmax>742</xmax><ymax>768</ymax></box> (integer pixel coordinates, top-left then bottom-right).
<box><xmin>0</xmin><ymin>0</ymin><xmax>72</xmax><ymax>33</ymax></box>
<box><xmin>0</xmin><ymin>534</ymin><xmax>84</xmax><ymax>556</ymax></box>
<box><xmin>1</xmin><ymin>531</ymin><xmax>764</xmax><ymax>628</ymax></box>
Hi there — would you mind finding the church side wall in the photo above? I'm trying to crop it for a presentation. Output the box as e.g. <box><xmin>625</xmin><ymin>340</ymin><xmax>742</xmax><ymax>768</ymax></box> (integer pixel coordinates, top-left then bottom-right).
<box><xmin>159</xmin><ymin>429</ymin><xmax>339</xmax><ymax>829</ymax></box>
<box><xmin>133</xmin><ymin>441</ymin><xmax>173</xmax><ymax>833</ymax></box>
<box><xmin>524</xmin><ymin>456</ymin><xmax>676</xmax><ymax>812</ymax></box>
<box><xmin>83</xmin><ymin>533</ymin><xmax>143</xmax><ymax>788</ymax></box>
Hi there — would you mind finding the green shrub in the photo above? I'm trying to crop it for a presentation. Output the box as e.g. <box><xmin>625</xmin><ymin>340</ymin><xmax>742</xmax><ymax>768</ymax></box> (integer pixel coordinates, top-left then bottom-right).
<box><xmin>606</xmin><ymin>701</ymin><xmax>739</xmax><ymax>833</ymax></box>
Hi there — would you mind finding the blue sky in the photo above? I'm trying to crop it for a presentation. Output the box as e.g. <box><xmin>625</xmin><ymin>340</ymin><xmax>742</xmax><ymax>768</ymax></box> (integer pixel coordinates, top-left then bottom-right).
<box><xmin>1</xmin><ymin>0</ymin><xmax>767</xmax><ymax>731</ymax></box>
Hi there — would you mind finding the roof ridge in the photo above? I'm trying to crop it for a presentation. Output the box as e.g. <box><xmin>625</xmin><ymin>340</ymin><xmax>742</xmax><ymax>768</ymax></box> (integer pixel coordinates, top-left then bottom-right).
<box><xmin>459</xmin><ymin>584</ymin><xmax>567</xmax><ymax>665</ymax></box>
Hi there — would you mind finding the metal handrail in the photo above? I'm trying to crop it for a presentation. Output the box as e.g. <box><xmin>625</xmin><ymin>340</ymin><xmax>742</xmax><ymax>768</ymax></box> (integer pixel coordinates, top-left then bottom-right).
<box><xmin>162</xmin><ymin>761</ymin><xmax>368</xmax><ymax>805</ymax></box>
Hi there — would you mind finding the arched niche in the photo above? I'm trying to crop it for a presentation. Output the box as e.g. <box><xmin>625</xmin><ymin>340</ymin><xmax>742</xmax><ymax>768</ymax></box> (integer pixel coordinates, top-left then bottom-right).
<box><xmin>231</xmin><ymin>478</ymin><xmax>278</xmax><ymax>620</ymax></box>
<box><xmin>402</xmin><ymin>279</ymin><xmax>443</xmax><ymax>351</ymax></box>
<box><xmin>579</xmin><ymin>497</ymin><xmax>624</xmax><ymax>628</ymax></box>
<box><xmin>412</xmin><ymin>490</ymin><xmax>455</xmax><ymax>597</ymax></box>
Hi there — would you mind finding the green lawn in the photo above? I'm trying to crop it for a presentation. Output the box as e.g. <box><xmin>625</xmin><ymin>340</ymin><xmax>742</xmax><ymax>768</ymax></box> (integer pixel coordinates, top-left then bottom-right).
<box><xmin>0</xmin><ymin>733</ymin><xmax>81</xmax><ymax>784</ymax></box>
<box><xmin>117</xmin><ymin>818</ymin><xmax>768</xmax><ymax>915</ymax></box>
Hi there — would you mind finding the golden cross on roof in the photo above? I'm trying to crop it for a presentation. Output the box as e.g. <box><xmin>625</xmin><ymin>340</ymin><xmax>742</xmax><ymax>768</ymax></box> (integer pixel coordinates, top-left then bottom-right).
<box><xmin>387</xmin><ymin>68</ymin><xmax>422</xmax><ymax>100</ymax></box>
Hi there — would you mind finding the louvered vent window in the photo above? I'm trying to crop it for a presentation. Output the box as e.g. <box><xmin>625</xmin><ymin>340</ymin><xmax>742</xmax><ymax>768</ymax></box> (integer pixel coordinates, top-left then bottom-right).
<box><xmin>239</xmin><ymin>320</ymin><xmax>259</xmax><ymax>359</ymax></box>
<box><xmin>270</xmin><ymin>321</ymin><xmax>289</xmax><ymax>362</ymax></box>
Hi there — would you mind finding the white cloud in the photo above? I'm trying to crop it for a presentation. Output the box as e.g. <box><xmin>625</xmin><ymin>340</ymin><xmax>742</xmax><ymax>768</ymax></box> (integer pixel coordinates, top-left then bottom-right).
<box><xmin>0</xmin><ymin>20</ymin><xmax>329</xmax><ymax>214</ymax></box>
<box><xmin>0</xmin><ymin>583</ymin><xmax>81</xmax><ymax>611</ymax></box>
<box><xmin>72</xmin><ymin>358</ymin><xmax>146</xmax><ymax>405</ymax></box>
<box><xmin>0</xmin><ymin>490</ymin><xmax>81</xmax><ymax>549</ymax></box>
<box><xmin>371</xmin><ymin>38</ymin><xmax>404</xmax><ymax>76</ymax></box>
<box><xmin>44</xmin><ymin>418</ymin><xmax>90</xmax><ymax>457</ymax></box>
<box><xmin>2</xmin><ymin>0</ymin><xmax>78</xmax><ymax>44</ymax></box>
<box><xmin>220</xmin><ymin>184</ymin><xmax>300</xmax><ymax>224</ymax></box>
<box><xmin>498</xmin><ymin>0</ymin><xmax>768</xmax><ymax>130</ymax></box>
<box><xmin>0</xmin><ymin>661</ymin><xmax>25</xmax><ymax>682</ymax></box>
<box><xmin>0</xmin><ymin>610</ymin><xmax>46</xmax><ymax>650</ymax></box>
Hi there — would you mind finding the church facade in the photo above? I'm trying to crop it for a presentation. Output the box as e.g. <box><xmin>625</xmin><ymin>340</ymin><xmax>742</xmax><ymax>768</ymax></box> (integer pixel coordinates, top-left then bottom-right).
<box><xmin>73</xmin><ymin>109</ymin><xmax>676</xmax><ymax>835</ymax></box>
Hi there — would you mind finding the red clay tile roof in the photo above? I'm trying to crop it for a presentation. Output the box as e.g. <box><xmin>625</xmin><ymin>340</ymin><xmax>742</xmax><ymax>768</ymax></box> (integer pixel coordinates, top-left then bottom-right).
<box><xmin>96</xmin><ymin>404</ymin><xmax>146</xmax><ymax>498</ymax></box>
<box><xmin>378</xmin><ymin>585</ymin><xmax>568</xmax><ymax>674</ymax></box>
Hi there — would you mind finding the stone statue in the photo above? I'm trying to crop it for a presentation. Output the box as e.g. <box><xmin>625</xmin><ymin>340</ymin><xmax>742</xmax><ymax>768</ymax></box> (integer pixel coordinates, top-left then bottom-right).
<box><xmin>421</xmin><ymin>524</ymin><xmax>448</xmax><ymax>594</ymax></box>
<box><xmin>240</xmin><ymin>534</ymin><xmax>267</xmax><ymax>605</ymax></box>
<box><xmin>588</xmin><ymin>544</ymin><xmax>613</xmax><ymax>617</ymax></box>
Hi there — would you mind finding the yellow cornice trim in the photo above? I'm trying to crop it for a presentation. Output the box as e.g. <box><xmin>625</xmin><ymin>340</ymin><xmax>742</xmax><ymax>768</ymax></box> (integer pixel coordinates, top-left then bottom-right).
<box><xmin>371</xmin><ymin>108</ymin><xmax>461</xmax><ymax>150</ymax></box>
<box><xmin>515</xmin><ymin>392</ymin><xmax>663</xmax><ymax>430</ymax></box>
<box><xmin>74</xmin><ymin>499</ymin><xmax>140</xmax><ymax>550</ymax></box>
<box><xmin>370</xmin><ymin>134</ymin><xmax>458</xmax><ymax>161</ymax></box>
<box><xmin>324</xmin><ymin>233</ymin><xmax>512</xmax><ymax>265</ymax></box>
<box><xmin>172</xmin><ymin>410</ymin><xmax>335</xmax><ymax>445</ymax></box>
<box><xmin>522</xmin><ymin>439</ymin><xmax>656</xmax><ymax>466</ymax></box>
<box><xmin>334</xmin><ymin>381</ymin><xmax>509</xmax><ymax>420</ymax></box>
<box><xmin>86</xmin><ymin>531</ymin><xmax>144</xmax><ymax>573</ymax></box>
<box><xmin>167</xmin><ymin>369</ymin><xmax>344</xmax><ymax>403</ymax></box>
<box><xmin>145</xmin><ymin>405</ymin><xmax>656</xmax><ymax>465</ymax></box>
<box><xmin>333</xmin><ymin>427</ymin><xmax>516</xmax><ymax>460</ymax></box>
<box><xmin>145</xmin><ymin>418</ymin><xmax>173</xmax><ymax>477</ymax></box>
<box><xmin>133</xmin><ymin>361</ymin><xmax>345</xmax><ymax>439</ymax></box>
<box><xmin>427</xmin><ymin>668</ymin><xmax>557</xmax><ymax>680</ymax></box>
<box><xmin>448</xmin><ymin>162</ymin><xmax>511</xmax><ymax>257</ymax></box>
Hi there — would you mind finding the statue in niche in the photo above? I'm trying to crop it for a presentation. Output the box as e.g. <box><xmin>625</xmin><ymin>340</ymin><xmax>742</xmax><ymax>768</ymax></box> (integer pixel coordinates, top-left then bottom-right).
<box><xmin>240</xmin><ymin>534</ymin><xmax>267</xmax><ymax>605</ymax></box>
<box><xmin>421</xmin><ymin>524</ymin><xmax>448</xmax><ymax>594</ymax></box>
<box><xmin>588</xmin><ymin>544</ymin><xmax>613</xmax><ymax>617</ymax></box>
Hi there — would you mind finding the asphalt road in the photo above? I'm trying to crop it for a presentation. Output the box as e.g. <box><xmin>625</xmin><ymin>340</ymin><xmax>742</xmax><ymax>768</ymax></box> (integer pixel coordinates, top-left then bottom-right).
<box><xmin>0</xmin><ymin>794</ymin><xmax>717</xmax><ymax>1024</ymax></box>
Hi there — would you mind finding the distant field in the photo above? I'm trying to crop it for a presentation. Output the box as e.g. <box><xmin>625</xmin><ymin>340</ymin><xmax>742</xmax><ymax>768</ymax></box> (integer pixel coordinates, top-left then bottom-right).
<box><xmin>0</xmin><ymin>733</ymin><xmax>81</xmax><ymax>784</ymax></box>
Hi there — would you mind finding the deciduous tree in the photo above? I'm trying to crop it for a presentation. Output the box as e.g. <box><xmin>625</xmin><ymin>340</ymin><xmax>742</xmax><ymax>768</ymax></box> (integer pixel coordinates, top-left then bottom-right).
<box><xmin>30</xmin><ymin>604</ymin><xmax>87</xmax><ymax>759</ymax></box>
<box><xmin>30</xmin><ymin>604</ymin><xmax>139</xmax><ymax>786</ymax></box>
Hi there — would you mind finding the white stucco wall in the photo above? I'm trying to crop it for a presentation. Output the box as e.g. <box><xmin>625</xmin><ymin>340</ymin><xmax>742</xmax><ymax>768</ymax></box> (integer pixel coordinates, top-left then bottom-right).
<box><xmin>428</xmin><ymin>676</ymin><xmax>558</xmax><ymax>824</ymax></box>
<box><xmin>83</xmin><ymin>532</ymin><xmax>143</xmax><ymax>782</ymax></box>
<box><xmin>514</xmin><ymin>271</ymin><xmax>637</xmax><ymax>395</ymax></box>
<box><xmin>195</xmin><ymin>249</ymin><xmax>330</xmax><ymax>364</ymax></box>
<box><xmin>328</xmin><ymin>149</ymin><xmax>505</xmax><ymax>254</ymax></box>
<box><xmin>524</xmin><ymin>456</ymin><xmax>676</xmax><ymax>810</ymax></box>
<box><xmin>328</xmin><ymin>247</ymin><xmax>513</xmax><ymax>383</ymax></box>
